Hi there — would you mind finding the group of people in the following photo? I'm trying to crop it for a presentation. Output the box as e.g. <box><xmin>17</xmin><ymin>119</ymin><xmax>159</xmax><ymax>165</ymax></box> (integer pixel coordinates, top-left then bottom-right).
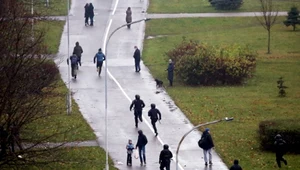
<box><xmin>84</xmin><ymin>3</ymin><xmax>94</xmax><ymax>26</ymax></box>
<box><xmin>126</xmin><ymin>130</ymin><xmax>173</xmax><ymax>170</ymax></box>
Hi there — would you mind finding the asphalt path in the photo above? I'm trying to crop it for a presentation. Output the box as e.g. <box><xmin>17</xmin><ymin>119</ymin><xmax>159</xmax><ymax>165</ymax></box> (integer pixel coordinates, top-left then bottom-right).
<box><xmin>56</xmin><ymin>0</ymin><xmax>229</xmax><ymax>169</ymax></box>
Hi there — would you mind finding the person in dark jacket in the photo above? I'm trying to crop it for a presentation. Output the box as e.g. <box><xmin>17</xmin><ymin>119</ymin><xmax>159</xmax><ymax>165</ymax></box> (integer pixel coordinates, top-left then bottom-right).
<box><xmin>166</xmin><ymin>59</ymin><xmax>174</xmax><ymax>86</ymax></box>
<box><xmin>73</xmin><ymin>42</ymin><xmax>83</xmax><ymax>66</ymax></box>
<box><xmin>84</xmin><ymin>3</ymin><xmax>89</xmax><ymax>26</ymax></box>
<box><xmin>125</xmin><ymin>7</ymin><xmax>132</xmax><ymax>28</ymax></box>
<box><xmin>133</xmin><ymin>46</ymin><xmax>141</xmax><ymax>72</ymax></box>
<box><xmin>159</xmin><ymin>144</ymin><xmax>173</xmax><ymax>170</ymax></box>
<box><xmin>67</xmin><ymin>53</ymin><xmax>79</xmax><ymax>79</ymax></box>
<box><xmin>87</xmin><ymin>3</ymin><xmax>94</xmax><ymax>26</ymax></box>
<box><xmin>274</xmin><ymin>134</ymin><xmax>287</xmax><ymax>168</ymax></box>
<box><xmin>201</xmin><ymin>128</ymin><xmax>214</xmax><ymax>166</ymax></box>
<box><xmin>229</xmin><ymin>159</ymin><xmax>242</xmax><ymax>170</ymax></box>
<box><xmin>93</xmin><ymin>48</ymin><xmax>106</xmax><ymax>76</ymax></box>
<box><xmin>135</xmin><ymin>130</ymin><xmax>148</xmax><ymax>166</ymax></box>
<box><xmin>148</xmin><ymin>103</ymin><xmax>161</xmax><ymax>136</ymax></box>
<box><xmin>130</xmin><ymin>95</ymin><xmax>145</xmax><ymax>128</ymax></box>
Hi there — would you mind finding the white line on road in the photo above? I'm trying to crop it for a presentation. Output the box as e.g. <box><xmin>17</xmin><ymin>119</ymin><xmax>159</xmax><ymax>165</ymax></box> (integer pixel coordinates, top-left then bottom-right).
<box><xmin>102</xmin><ymin>0</ymin><xmax>184</xmax><ymax>169</ymax></box>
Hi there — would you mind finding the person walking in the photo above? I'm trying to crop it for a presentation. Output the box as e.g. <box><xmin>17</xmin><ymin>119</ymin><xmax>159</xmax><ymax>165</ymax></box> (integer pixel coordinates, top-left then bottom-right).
<box><xmin>126</xmin><ymin>139</ymin><xmax>134</xmax><ymax>166</ymax></box>
<box><xmin>87</xmin><ymin>3</ymin><xmax>94</xmax><ymax>26</ymax></box>
<box><xmin>274</xmin><ymin>134</ymin><xmax>287</xmax><ymax>168</ymax></box>
<box><xmin>148</xmin><ymin>103</ymin><xmax>161</xmax><ymax>136</ymax></box>
<box><xmin>159</xmin><ymin>144</ymin><xmax>173</xmax><ymax>170</ymax></box>
<box><xmin>129</xmin><ymin>95</ymin><xmax>145</xmax><ymax>128</ymax></box>
<box><xmin>84</xmin><ymin>3</ymin><xmax>89</xmax><ymax>26</ymax></box>
<box><xmin>67</xmin><ymin>53</ymin><xmax>79</xmax><ymax>79</ymax></box>
<box><xmin>201</xmin><ymin>128</ymin><xmax>214</xmax><ymax>166</ymax></box>
<box><xmin>133</xmin><ymin>46</ymin><xmax>141</xmax><ymax>72</ymax></box>
<box><xmin>73</xmin><ymin>42</ymin><xmax>83</xmax><ymax>66</ymax></box>
<box><xmin>125</xmin><ymin>7</ymin><xmax>132</xmax><ymax>29</ymax></box>
<box><xmin>229</xmin><ymin>159</ymin><xmax>243</xmax><ymax>170</ymax></box>
<box><xmin>135</xmin><ymin>130</ymin><xmax>148</xmax><ymax>166</ymax></box>
<box><xmin>93</xmin><ymin>48</ymin><xmax>106</xmax><ymax>76</ymax></box>
<box><xmin>166</xmin><ymin>59</ymin><xmax>174</xmax><ymax>86</ymax></box>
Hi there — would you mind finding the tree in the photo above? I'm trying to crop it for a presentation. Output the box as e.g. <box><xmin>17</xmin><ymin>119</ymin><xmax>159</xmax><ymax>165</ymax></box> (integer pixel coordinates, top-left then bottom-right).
<box><xmin>283</xmin><ymin>6</ymin><xmax>300</xmax><ymax>31</ymax></box>
<box><xmin>256</xmin><ymin>0</ymin><xmax>278</xmax><ymax>54</ymax></box>
<box><xmin>0</xmin><ymin>0</ymin><xmax>67</xmax><ymax>167</ymax></box>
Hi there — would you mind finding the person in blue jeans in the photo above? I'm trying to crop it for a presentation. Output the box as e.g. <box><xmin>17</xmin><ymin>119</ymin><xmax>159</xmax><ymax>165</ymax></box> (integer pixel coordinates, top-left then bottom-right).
<box><xmin>135</xmin><ymin>130</ymin><xmax>148</xmax><ymax>166</ymax></box>
<box><xmin>93</xmin><ymin>48</ymin><xmax>106</xmax><ymax>76</ymax></box>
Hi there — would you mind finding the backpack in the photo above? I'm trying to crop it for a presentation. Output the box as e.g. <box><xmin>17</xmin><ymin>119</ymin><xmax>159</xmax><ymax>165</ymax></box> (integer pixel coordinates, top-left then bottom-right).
<box><xmin>198</xmin><ymin>135</ymin><xmax>206</xmax><ymax>149</ymax></box>
<box><xmin>70</xmin><ymin>56</ymin><xmax>78</xmax><ymax>64</ymax></box>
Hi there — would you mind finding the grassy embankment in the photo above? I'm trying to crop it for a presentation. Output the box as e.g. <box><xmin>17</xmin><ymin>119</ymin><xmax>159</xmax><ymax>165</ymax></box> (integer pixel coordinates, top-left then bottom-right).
<box><xmin>143</xmin><ymin>17</ymin><xmax>300</xmax><ymax>170</ymax></box>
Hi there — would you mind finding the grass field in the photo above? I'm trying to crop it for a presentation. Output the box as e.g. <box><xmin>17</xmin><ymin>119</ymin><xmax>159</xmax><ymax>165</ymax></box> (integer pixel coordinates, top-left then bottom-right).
<box><xmin>33</xmin><ymin>0</ymin><xmax>69</xmax><ymax>16</ymax></box>
<box><xmin>148</xmin><ymin>0</ymin><xmax>300</xmax><ymax>13</ymax></box>
<box><xmin>143</xmin><ymin>17</ymin><xmax>300</xmax><ymax>169</ymax></box>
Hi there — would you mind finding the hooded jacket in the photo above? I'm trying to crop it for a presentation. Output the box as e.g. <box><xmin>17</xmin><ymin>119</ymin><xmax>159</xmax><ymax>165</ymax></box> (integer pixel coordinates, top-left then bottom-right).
<box><xmin>136</xmin><ymin>132</ymin><xmax>148</xmax><ymax>148</ymax></box>
<box><xmin>94</xmin><ymin>52</ymin><xmax>106</xmax><ymax>63</ymax></box>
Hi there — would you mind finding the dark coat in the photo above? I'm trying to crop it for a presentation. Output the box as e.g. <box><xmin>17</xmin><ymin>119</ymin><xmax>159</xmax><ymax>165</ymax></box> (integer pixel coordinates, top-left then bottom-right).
<box><xmin>126</xmin><ymin>8</ymin><xmax>132</xmax><ymax>23</ymax></box>
<box><xmin>274</xmin><ymin>138</ymin><xmax>286</xmax><ymax>155</ymax></box>
<box><xmin>136</xmin><ymin>133</ymin><xmax>148</xmax><ymax>148</ymax></box>
<box><xmin>230</xmin><ymin>164</ymin><xmax>242</xmax><ymax>170</ymax></box>
<box><xmin>84</xmin><ymin>4</ymin><xmax>89</xmax><ymax>18</ymax></box>
<box><xmin>167</xmin><ymin>63</ymin><xmax>174</xmax><ymax>81</ymax></box>
<box><xmin>148</xmin><ymin>108</ymin><xmax>162</xmax><ymax>120</ymax></box>
<box><xmin>87</xmin><ymin>3</ymin><xmax>94</xmax><ymax>17</ymax></box>
<box><xmin>130</xmin><ymin>99</ymin><xmax>145</xmax><ymax>111</ymax></box>
<box><xmin>133</xmin><ymin>49</ymin><xmax>141</xmax><ymax>61</ymax></box>
<box><xmin>73</xmin><ymin>45</ymin><xmax>83</xmax><ymax>57</ymax></box>
<box><xmin>159</xmin><ymin>149</ymin><xmax>173</xmax><ymax>164</ymax></box>
<box><xmin>201</xmin><ymin>131</ymin><xmax>214</xmax><ymax>150</ymax></box>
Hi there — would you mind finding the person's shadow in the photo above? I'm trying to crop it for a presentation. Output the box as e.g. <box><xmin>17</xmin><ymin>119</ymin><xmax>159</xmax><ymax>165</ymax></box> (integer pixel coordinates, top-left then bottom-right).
<box><xmin>203</xmin><ymin>165</ymin><xmax>213</xmax><ymax>170</ymax></box>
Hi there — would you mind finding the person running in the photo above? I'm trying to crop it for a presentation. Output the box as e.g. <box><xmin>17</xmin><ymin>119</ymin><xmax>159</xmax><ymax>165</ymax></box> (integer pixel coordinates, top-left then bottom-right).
<box><xmin>129</xmin><ymin>95</ymin><xmax>145</xmax><ymax>128</ymax></box>
<box><xmin>73</xmin><ymin>42</ymin><xmax>83</xmax><ymax>66</ymax></box>
<box><xmin>229</xmin><ymin>159</ymin><xmax>243</xmax><ymax>170</ymax></box>
<box><xmin>274</xmin><ymin>134</ymin><xmax>287</xmax><ymax>168</ymax></box>
<box><xmin>136</xmin><ymin>130</ymin><xmax>147</xmax><ymax>166</ymax></box>
<box><xmin>159</xmin><ymin>144</ymin><xmax>173</xmax><ymax>170</ymax></box>
<box><xmin>84</xmin><ymin>3</ymin><xmax>89</xmax><ymax>26</ymax></box>
<box><xmin>126</xmin><ymin>139</ymin><xmax>134</xmax><ymax>166</ymax></box>
<box><xmin>93</xmin><ymin>48</ymin><xmax>106</xmax><ymax>76</ymax></box>
<box><xmin>125</xmin><ymin>7</ymin><xmax>132</xmax><ymax>29</ymax></box>
<box><xmin>201</xmin><ymin>128</ymin><xmax>214</xmax><ymax>166</ymax></box>
<box><xmin>148</xmin><ymin>103</ymin><xmax>161</xmax><ymax>136</ymax></box>
<box><xmin>67</xmin><ymin>53</ymin><xmax>79</xmax><ymax>79</ymax></box>
<box><xmin>133</xmin><ymin>46</ymin><xmax>141</xmax><ymax>72</ymax></box>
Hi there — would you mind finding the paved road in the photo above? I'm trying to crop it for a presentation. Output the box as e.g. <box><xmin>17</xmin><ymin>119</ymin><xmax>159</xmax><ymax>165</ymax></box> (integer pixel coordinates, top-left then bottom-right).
<box><xmin>56</xmin><ymin>0</ymin><xmax>228</xmax><ymax>169</ymax></box>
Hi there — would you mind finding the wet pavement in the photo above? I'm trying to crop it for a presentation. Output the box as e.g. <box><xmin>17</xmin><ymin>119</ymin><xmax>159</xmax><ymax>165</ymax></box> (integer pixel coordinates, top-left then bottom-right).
<box><xmin>55</xmin><ymin>0</ymin><xmax>229</xmax><ymax>169</ymax></box>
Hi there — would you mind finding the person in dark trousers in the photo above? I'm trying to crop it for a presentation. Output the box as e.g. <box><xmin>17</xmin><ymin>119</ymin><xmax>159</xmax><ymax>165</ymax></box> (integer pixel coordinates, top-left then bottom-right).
<box><xmin>274</xmin><ymin>134</ymin><xmax>287</xmax><ymax>168</ymax></box>
<box><xmin>126</xmin><ymin>7</ymin><xmax>132</xmax><ymax>28</ymax></box>
<box><xmin>93</xmin><ymin>48</ymin><xmax>106</xmax><ymax>76</ymax></box>
<box><xmin>126</xmin><ymin>139</ymin><xmax>134</xmax><ymax>166</ymax></box>
<box><xmin>87</xmin><ymin>3</ymin><xmax>94</xmax><ymax>26</ymax></box>
<box><xmin>136</xmin><ymin>130</ymin><xmax>148</xmax><ymax>166</ymax></box>
<box><xmin>159</xmin><ymin>144</ymin><xmax>173</xmax><ymax>170</ymax></box>
<box><xmin>166</xmin><ymin>59</ymin><xmax>174</xmax><ymax>86</ymax></box>
<box><xmin>229</xmin><ymin>159</ymin><xmax>243</xmax><ymax>170</ymax></box>
<box><xmin>133</xmin><ymin>46</ymin><xmax>141</xmax><ymax>72</ymax></box>
<box><xmin>84</xmin><ymin>3</ymin><xmax>89</xmax><ymax>26</ymax></box>
<box><xmin>67</xmin><ymin>53</ymin><xmax>79</xmax><ymax>79</ymax></box>
<box><xmin>73</xmin><ymin>42</ymin><xmax>83</xmax><ymax>66</ymax></box>
<box><xmin>130</xmin><ymin>95</ymin><xmax>145</xmax><ymax>128</ymax></box>
<box><xmin>148</xmin><ymin>103</ymin><xmax>161</xmax><ymax>136</ymax></box>
<box><xmin>201</xmin><ymin>128</ymin><xmax>214</xmax><ymax>166</ymax></box>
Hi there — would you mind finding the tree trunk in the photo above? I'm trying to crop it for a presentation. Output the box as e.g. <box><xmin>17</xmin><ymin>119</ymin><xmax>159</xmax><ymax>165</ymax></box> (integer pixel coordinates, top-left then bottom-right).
<box><xmin>267</xmin><ymin>29</ymin><xmax>271</xmax><ymax>54</ymax></box>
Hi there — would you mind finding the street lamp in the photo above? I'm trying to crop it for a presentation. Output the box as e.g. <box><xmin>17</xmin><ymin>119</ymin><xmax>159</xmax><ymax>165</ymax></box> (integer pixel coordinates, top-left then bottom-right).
<box><xmin>66</xmin><ymin>0</ymin><xmax>71</xmax><ymax>115</ymax></box>
<box><xmin>104</xmin><ymin>18</ymin><xmax>150</xmax><ymax>170</ymax></box>
<box><xmin>176</xmin><ymin>117</ymin><xmax>234</xmax><ymax>170</ymax></box>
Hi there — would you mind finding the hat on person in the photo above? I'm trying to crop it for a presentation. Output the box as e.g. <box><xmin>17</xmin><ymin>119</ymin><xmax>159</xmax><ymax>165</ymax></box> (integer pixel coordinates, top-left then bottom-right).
<box><xmin>205</xmin><ymin>128</ymin><xmax>210</xmax><ymax>132</ymax></box>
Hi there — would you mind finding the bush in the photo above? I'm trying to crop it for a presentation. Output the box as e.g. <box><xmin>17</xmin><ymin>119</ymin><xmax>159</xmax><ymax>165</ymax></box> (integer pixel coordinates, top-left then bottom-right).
<box><xmin>259</xmin><ymin>119</ymin><xmax>300</xmax><ymax>153</ymax></box>
<box><xmin>166</xmin><ymin>39</ymin><xmax>256</xmax><ymax>85</ymax></box>
<box><xmin>209</xmin><ymin>0</ymin><xmax>243</xmax><ymax>10</ymax></box>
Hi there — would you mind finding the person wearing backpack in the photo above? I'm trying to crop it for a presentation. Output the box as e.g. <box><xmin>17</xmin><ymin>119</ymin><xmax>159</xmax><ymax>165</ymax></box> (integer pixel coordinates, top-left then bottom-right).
<box><xmin>200</xmin><ymin>128</ymin><xmax>214</xmax><ymax>166</ymax></box>
<box><xmin>148</xmin><ymin>103</ymin><xmax>162</xmax><ymax>136</ymax></box>
<box><xmin>135</xmin><ymin>130</ymin><xmax>148</xmax><ymax>166</ymax></box>
<box><xmin>274</xmin><ymin>134</ymin><xmax>287</xmax><ymax>168</ymax></box>
<box><xmin>67</xmin><ymin>53</ymin><xmax>79</xmax><ymax>79</ymax></box>
<box><xmin>159</xmin><ymin>144</ymin><xmax>173</xmax><ymax>170</ymax></box>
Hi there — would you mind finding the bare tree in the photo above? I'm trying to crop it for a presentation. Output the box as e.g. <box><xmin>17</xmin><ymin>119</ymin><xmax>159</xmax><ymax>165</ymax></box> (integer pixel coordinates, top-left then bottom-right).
<box><xmin>0</xmin><ymin>0</ymin><xmax>70</xmax><ymax>167</ymax></box>
<box><xmin>256</xmin><ymin>0</ymin><xmax>278</xmax><ymax>54</ymax></box>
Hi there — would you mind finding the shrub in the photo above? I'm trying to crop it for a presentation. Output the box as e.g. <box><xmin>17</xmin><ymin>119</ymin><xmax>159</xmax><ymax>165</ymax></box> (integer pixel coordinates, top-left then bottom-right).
<box><xmin>259</xmin><ymin>119</ymin><xmax>300</xmax><ymax>153</ymax></box>
<box><xmin>166</xmin><ymin>39</ymin><xmax>256</xmax><ymax>86</ymax></box>
<box><xmin>277</xmin><ymin>77</ymin><xmax>287</xmax><ymax>97</ymax></box>
<box><xmin>283</xmin><ymin>6</ymin><xmax>300</xmax><ymax>31</ymax></box>
<box><xmin>210</xmin><ymin>0</ymin><xmax>243</xmax><ymax>10</ymax></box>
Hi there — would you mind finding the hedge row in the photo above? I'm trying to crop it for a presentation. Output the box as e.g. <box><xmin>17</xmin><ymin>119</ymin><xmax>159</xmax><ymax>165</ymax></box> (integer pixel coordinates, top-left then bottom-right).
<box><xmin>209</xmin><ymin>0</ymin><xmax>243</xmax><ymax>10</ymax></box>
<box><xmin>259</xmin><ymin>119</ymin><xmax>300</xmax><ymax>153</ymax></box>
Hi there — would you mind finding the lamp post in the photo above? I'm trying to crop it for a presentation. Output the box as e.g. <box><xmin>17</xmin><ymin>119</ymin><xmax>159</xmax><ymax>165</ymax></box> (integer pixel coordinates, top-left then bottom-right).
<box><xmin>176</xmin><ymin>117</ymin><xmax>234</xmax><ymax>170</ymax></box>
<box><xmin>66</xmin><ymin>0</ymin><xmax>71</xmax><ymax>115</ymax></box>
<box><xmin>103</xmin><ymin>18</ymin><xmax>150</xmax><ymax>170</ymax></box>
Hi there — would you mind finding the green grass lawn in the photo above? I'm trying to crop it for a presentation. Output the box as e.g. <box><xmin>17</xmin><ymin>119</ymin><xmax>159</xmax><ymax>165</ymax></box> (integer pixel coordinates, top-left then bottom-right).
<box><xmin>143</xmin><ymin>17</ymin><xmax>300</xmax><ymax>170</ymax></box>
<box><xmin>148</xmin><ymin>0</ymin><xmax>300</xmax><ymax>13</ymax></box>
<box><xmin>33</xmin><ymin>0</ymin><xmax>69</xmax><ymax>16</ymax></box>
